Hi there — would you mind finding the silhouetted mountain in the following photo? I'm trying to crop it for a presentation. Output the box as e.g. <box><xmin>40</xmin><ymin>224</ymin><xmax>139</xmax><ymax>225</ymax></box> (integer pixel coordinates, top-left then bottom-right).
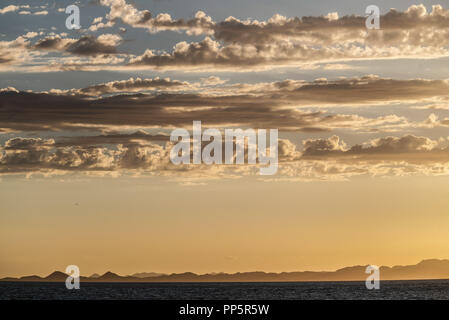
<box><xmin>3</xmin><ymin>259</ymin><xmax>449</xmax><ymax>283</ymax></box>
<box><xmin>131</xmin><ymin>272</ymin><xmax>165</xmax><ymax>278</ymax></box>
<box><xmin>89</xmin><ymin>273</ymin><xmax>101</xmax><ymax>279</ymax></box>
<box><xmin>95</xmin><ymin>271</ymin><xmax>140</xmax><ymax>282</ymax></box>
<box><xmin>379</xmin><ymin>259</ymin><xmax>449</xmax><ymax>280</ymax></box>
<box><xmin>19</xmin><ymin>275</ymin><xmax>42</xmax><ymax>281</ymax></box>
<box><xmin>1</xmin><ymin>277</ymin><xmax>18</xmax><ymax>281</ymax></box>
<box><xmin>44</xmin><ymin>271</ymin><xmax>68</xmax><ymax>281</ymax></box>
<box><xmin>97</xmin><ymin>271</ymin><xmax>123</xmax><ymax>281</ymax></box>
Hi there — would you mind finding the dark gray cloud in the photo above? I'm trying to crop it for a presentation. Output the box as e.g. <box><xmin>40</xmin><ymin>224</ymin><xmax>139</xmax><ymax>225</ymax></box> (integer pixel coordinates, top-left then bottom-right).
<box><xmin>1</xmin><ymin>76</ymin><xmax>447</xmax><ymax>132</ymax></box>
<box><xmin>4</xmin><ymin>137</ymin><xmax>55</xmax><ymax>150</ymax></box>
<box><xmin>65</xmin><ymin>35</ymin><xmax>119</xmax><ymax>55</ymax></box>
<box><xmin>33</xmin><ymin>36</ymin><xmax>68</xmax><ymax>50</ymax></box>
<box><xmin>55</xmin><ymin>130</ymin><xmax>170</xmax><ymax>147</ymax></box>
<box><xmin>32</xmin><ymin>34</ymin><xmax>122</xmax><ymax>56</ymax></box>
<box><xmin>212</xmin><ymin>5</ymin><xmax>449</xmax><ymax>44</ymax></box>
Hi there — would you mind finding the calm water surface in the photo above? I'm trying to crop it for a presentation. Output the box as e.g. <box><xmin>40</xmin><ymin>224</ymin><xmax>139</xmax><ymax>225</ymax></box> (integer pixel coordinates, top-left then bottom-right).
<box><xmin>1</xmin><ymin>280</ymin><xmax>449</xmax><ymax>300</ymax></box>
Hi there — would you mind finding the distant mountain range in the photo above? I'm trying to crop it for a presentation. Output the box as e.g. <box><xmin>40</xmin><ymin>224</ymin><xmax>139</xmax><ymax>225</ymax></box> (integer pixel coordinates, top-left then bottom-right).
<box><xmin>130</xmin><ymin>272</ymin><xmax>165</xmax><ymax>278</ymax></box>
<box><xmin>3</xmin><ymin>259</ymin><xmax>449</xmax><ymax>282</ymax></box>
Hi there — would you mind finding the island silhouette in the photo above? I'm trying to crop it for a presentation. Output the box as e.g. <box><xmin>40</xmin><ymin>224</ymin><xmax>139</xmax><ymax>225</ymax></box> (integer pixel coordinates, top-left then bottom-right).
<box><xmin>2</xmin><ymin>259</ymin><xmax>449</xmax><ymax>282</ymax></box>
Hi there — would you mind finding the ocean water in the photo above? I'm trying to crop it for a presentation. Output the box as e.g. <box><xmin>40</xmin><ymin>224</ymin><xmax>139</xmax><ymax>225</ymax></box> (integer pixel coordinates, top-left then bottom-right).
<box><xmin>1</xmin><ymin>280</ymin><xmax>449</xmax><ymax>300</ymax></box>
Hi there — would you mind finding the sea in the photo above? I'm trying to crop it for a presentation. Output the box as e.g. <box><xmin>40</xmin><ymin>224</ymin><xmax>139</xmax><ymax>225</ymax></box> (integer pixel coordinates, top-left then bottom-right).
<box><xmin>1</xmin><ymin>280</ymin><xmax>449</xmax><ymax>300</ymax></box>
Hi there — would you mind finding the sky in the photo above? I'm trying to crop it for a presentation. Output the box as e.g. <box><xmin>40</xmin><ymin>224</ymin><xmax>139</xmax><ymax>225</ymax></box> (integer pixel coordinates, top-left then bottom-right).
<box><xmin>1</xmin><ymin>0</ymin><xmax>449</xmax><ymax>277</ymax></box>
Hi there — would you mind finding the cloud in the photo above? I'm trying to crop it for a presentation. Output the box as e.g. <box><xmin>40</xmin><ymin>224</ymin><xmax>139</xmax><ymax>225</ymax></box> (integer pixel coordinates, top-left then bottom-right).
<box><xmin>323</xmin><ymin>64</ymin><xmax>352</xmax><ymax>70</ymax></box>
<box><xmin>278</xmin><ymin>139</ymin><xmax>301</xmax><ymax>161</ymax></box>
<box><xmin>233</xmin><ymin>76</ymin><xmax>449</xmax><ymax>106</ymax></box>
<box><xmin>32</xmin><ymin>34</ymin><xmax>122</xmax><ymax>56</ymax></box>
<box><xmin>34</xmin><ymin>10</ymin><xmax>48</xmax><ymax>16</ymax></box>
<box><xmin>0</xmin><ymin>141</ymin><xmax>117</xmax><ymax>174</ymax></box>
<box><xmin>0</xmin><ymin>5</ymin><xmax>22</xmax><ymax>14</ymax></box>
<box><xmin>1</xmin><ymin>134</ymin><xmax>449</xmax><ymax>181</ymax></box>
<box><xmin>126</xmin><ymin>34</ymin><xmax>449</xmax><ymax>71</ymax></box>
<box><xmin>90</xmin><ymin>2</ymin><xmax>449</xmax><ymax>71</ymax></box>
<box><xmin>32</xmin><ymin>36</ymin><xmax>75</xmax><ymax>51</ymax></box>
<box><xmin>0</xmin><ymin>34</ymin><xmax>126</xmax><ymax>71</ymax></box>
<box><xmin>72</xmin><ymin>77</ymin><xmax>190</xmax><ymax>96</ymax></box>
<box><xmin>1</xmin><ymin>76</ymin><xmax>448</xmax><ymax>132</ymax></box>
<box><xmin>89</xmin><ymin>16</ymin><xmax>115</xmax><ymax>31</ymax></box>
<box><xmin>97</xmin><ymin>1</ymin><xmax>449</xmax><ymax>48</ymax></box>
<box><xmin>200</xmin><ymin>76</ymin><xmax>228</xmax><ymax>86</ymax></box>
<box><xmin>302</xmin><ymin>134</ymin><xmax>444</xmax><ymax>157</ymax></box>
<box><xmin>127</xmin><ymin>36</ymin><xmax>355</xmax><ymax>70</ymax></box>
<box><xmin>0</xmin><ymin>136</ymin><xmax>170</xmax><ymax>174</ymax></box>
<box><xmin>55</xmin><ymin>130</ymin><xmax>170</xmax><ymax>147</ymax></box>
<box><xmin>416</xmin><ymin>113</ymin><xmax>449</xmax><ymax>128</ymax></box>
<box><xmin>4</xmin><ymin>137</ymin><xmax>55</xmax><ymax>150</ymax></box>
<box><xmin>2</xmin><ymin>2</ymin><xmax>449</xmax><ymax>182</ymax></box>
<box><xmin>66</xmin><ymin>34</ymin><xmax>122</xmax><ymax>55</ymax></box>
<box><xmin>0</xmin><ymin>34</ymin><xmax>39</xmax><ymax>69</ymax></box>
<box><xmin>0</xmin><ymin>5</ymin><xmax>48</xmax><ymax>16</ymax></box>
<box><xmin>211</xmin><ymin>5</ymin><xmax>449</xmax><ymax>45</ymax></box>
<box><xmin>0</xmin><ymin>92</ymin><xmax>407</xmax><ymax>133</ymax></box>
<box><xmin>4</xmin><ymin>4</ymin><xmax>449</xmax><ymax>72</ymax></box>
<box><xmin>359</xmin><ymin>135</ymin><xmax>439</xmax><ymax>153</ymax></box>
<box><xmin>99</xmin><ymin>0</ymin><xmax>214</xmax><ymax>34</ymax></box>
<box><xmin>302</xmin><ymin>135</ymin><xmax>347</xmax><ymax>156</ymax></box>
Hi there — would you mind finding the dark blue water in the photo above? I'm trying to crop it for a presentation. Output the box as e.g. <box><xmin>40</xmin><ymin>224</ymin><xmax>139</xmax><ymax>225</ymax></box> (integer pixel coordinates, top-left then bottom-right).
<box><xmin>1</xmin><ymin>280</ymin><xmax>449</xmax><ymax>299</ymax></box>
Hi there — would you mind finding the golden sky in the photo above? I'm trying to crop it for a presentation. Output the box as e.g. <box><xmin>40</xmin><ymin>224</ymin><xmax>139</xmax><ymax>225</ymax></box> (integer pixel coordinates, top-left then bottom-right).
<box><xmin>1</xmin><ymin>175</ymin><xmax>449</xmax><ymax>277</ymax></box>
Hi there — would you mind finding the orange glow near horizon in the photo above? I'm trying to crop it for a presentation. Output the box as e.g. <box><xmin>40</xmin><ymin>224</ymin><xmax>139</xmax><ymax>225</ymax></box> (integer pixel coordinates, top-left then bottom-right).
<box><xmin>1</xmin><ymin>175</ymin><xmax>449</xmax><ymax>278</ymax></box>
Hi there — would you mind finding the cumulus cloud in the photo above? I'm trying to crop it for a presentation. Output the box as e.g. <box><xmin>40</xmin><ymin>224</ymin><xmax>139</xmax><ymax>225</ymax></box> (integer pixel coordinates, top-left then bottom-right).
<box><xmin>2</xmin><ymin>2</ymin><xmax>449</xmax><ymax>182</ymax></box>
<box><xmin>99</xmin><ymin>0</ymin><xmax>214</xmax><ymax>34</ymax></box>
<box><xmin>4</xmin><ymin>137</ymin><xmax>55</xmax><ymax>150</ymax></box>
<box><xmin>4</xmin><ymin>3</ymin><xmax>449</xmax><ymax>72</ymax></box>
<box><xmin>126</xmin><ymin>34</ymin><xmax>449</xmax><ymax>71</ymax></box>
<box><xmin>66</xmin><ymin>34</ymin><xmax>122</xmax><ymax>55</ymax></box>
<box><xmin>0</xmin><ymin>142</ymin><xmax>117</xmax><ymax>174</ymax></box>
<box><xmin>200</xmin><ymin>76</ymin><xmax>228</xmax><ymax>86</ymax></box>
<box><xmin>359</xmin><ymin>135</ymin><xmax>439</xmax><ymax>153</ymax></box>
<box><xmin>89</xmin><ymin>16</ymin><xmax>115</xmax><ymax>31</ymax></box>
<box><xmin>303</xmin><ymin>135</ymin><xmax>347</xmax><ymax>156</ymax></box>
<box><xmin>1</xmin><ymin>134</ymin><xmax>449</xmax><ymax>181</ymax></box>
<box><xmin>302</xmin><ymin>134</ymin><xmax>445</xmax><ymax>158</ymax></box>
<box><xmin>0</xmin><ymin>135</ymin><xmax>173</xmax><ymax>175</ymax></box>
<box><xmin>417</xmin><ymin>113</ymin><xmax>449</xmax><ymax>128</ymax></box>
<box><xmin>32</xmin><ymin>34</ymin><xmax>122</xmax><ymax>56</ymax></box>
<box><xmin>127</xmin><ymin>36</ymin><xmax>358</xmax><ymax>70</ymax></box>
<box><xmin>0</xmin><ymin>33</ymin><xmax>125</xmax><ymax>71</ymax></box>
<box><xmin>212</xmin><ymin>5</ymin><xmax>449</xmax><ymax>45</ymax></box>
<box><xmin>0</xmin><ymin>34</ymin><xmax>40</xmax><ymax>69</ymax></box>
<box><xmin>97</xmin><ymin>1</ymin><xmax>449</xmax><ymax>49</ymax></box>
<box><xmin>32</xmin><ymin>35</ymin><xmax>75</xmax><ymax>51</ymax></box>
<box><xmin>92</xmin><ymin>3</ymin><xmax>449</xmax><ymax>70</ymax></box>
